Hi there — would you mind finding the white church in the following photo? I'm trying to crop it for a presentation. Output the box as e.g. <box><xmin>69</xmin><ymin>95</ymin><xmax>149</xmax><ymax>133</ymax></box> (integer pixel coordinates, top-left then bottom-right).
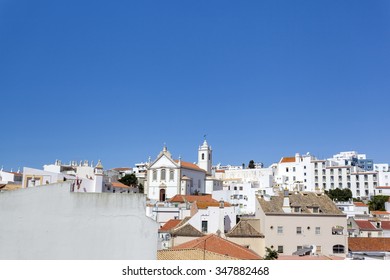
<box><xmin>145</xmin><ymin>139</ymin><xmax>221</xmax><ymax>201</ymax></box>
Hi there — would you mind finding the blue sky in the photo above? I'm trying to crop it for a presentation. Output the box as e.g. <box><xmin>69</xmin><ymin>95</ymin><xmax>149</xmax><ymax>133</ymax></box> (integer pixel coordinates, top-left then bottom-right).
<box><xmin>1</xmin><ymin>1</ymin><xmax>389</xmax><ymax>170</ymax></box>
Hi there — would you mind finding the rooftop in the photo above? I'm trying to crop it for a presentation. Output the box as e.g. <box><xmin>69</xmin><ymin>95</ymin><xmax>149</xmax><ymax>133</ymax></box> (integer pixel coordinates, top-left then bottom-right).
<box><xmin>172</xmin><ymin>234</ymin><xmax>261</xmax><ymax>260</ymax></box>
<box><xmin>257</xmin><ymin>192</ymin><xmax>345</xmax><ymax>216</ymax></box>
<box><xmin>349</xmin><ymin>237</ymin><xmax>390</xmax><ymax>252</ymax></box>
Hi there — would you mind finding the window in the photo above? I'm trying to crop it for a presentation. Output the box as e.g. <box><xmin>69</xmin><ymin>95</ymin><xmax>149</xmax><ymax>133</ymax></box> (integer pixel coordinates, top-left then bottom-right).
<box><xmin>294</xmin><ymin>207</ymin><xmax>301</xmax><ymax>213</ymax></box>
<box><xmin>201</xmin><ymin>221</ymin><xmax>208</xmax><ymax>233</ymax></box>
<box><xmin>315</xmin><ymin>227</ymin><xmax>320</xmax><ymax>234</ymax></box>
<box><xmin>277</xmin><ymin>226</ymin><xmax>283</xmax><ymax>234</ymax></box>
<box><xmin>333</xmin><ymin>244</ymin><xmax>345</xmax><ymax>254</ymax></box>
<box><xmin>202</xmin><ymin>153</ymin><xmax>205</xmax><ymax>160</ymax></box>
<box><xmin>293</xmin><ymin>167</ymin><xmax>296</xmax><ymax>172</ymax></box>
<box><xmin>296</xmin><ymin>227</ymin><xmax>302</xmax><ymax>234</ymax></box>
<box><xmin>277</xmin><ymin>246</ymin><xmax>284</xmax><ymax>253</ymax></box>
<box><xmin>286</xmin><ymin>168</ymin><xmax>289</xmax><ymax>172</ymax></box>
<box><xmin>152</xmin><ymin>170</ymin><xmax>157</xmax><ymax>181</ymax></box>
<box><xmin>239</xmin><ymin>186</ymin><xmax>243</xmax><ymax>191</ymax></box>
<box><xmin>316</xmin><ymin>246</ymin><xmax>322</xmax><ymax>254</ymax></box>
<box><xmin>161</xmin><ymin>169</ymin><xmax>166</xmax><ymax>181</ymax></box>
<box><xmin>169</xmin><ymin>170</ymin><xmax>174</xmax><ymax>181</ymax></box>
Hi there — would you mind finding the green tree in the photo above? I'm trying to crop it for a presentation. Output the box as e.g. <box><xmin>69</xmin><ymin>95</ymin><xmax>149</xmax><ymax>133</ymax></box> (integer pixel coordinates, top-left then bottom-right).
<box><xmin>118</xmin><ymin>173</ymin><xmax>138</xmax><ymax>187</ymax></box>
<box><xmin>263</xmin><ymin>247</ymin><xmax>278</xmax><ymax>260</ymax></box>
<box><xmin>325</xmin><ymin>188</ymin><xmax>352</xmax><ymax>201</ymax></box>
<box><xmin>368</xmin><ymin>195</ymin><xmax>389</xmax><ymax>211</ymax></box>
<box><xmin>138</xmin><ymin>183</ymin><xmax>144</xmax><ymax>194</ymax></box>
<box><xmin>248</xmin><ymin>160</ymin><xmax>255</xmax><ymax>169</ymax></box>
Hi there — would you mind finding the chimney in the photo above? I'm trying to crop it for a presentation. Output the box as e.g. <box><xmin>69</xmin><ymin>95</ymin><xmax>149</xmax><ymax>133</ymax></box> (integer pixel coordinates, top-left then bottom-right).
<box><xmin>218</xmin><ymin>199</ymin><xmax>225</xmax><ymax>237</ymax></box>
<box><xmin>282</xmin><ymin>189</ymin><xmax>291</xmax><ymax>213</ymax></box>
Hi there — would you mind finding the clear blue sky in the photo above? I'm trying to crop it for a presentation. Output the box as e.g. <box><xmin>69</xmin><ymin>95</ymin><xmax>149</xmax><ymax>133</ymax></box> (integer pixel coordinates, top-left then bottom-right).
<box><xmin>1</xmin><ymin>0</ymin><xmax>390</xmax><ymax>170</ymax></box>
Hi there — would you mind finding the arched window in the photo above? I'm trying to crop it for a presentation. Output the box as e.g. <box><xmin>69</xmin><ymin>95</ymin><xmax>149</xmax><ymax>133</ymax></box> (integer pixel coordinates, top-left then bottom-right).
<box><xmin>333</xmin><ymin>244</ymin><xmax>345</xmax><ymax>254</ymax></box>
<box><xmin>169</xmin><ymin>169</ymin><xmax>174</xmax><ymax>181</ymax></box>
<box><xmin>202</xmin><ymin>153</ymin><xmax>205</xmax><ymax>160</ymax></box>
<box><xmin>152</xmin><ymin>170</ymin><xmax>157</xmax><ymax>181</ymax></box>
<box><xmin>161</xmin><ymin>169</ymin><xmax>166</xmax><ymax>181</ymax></box>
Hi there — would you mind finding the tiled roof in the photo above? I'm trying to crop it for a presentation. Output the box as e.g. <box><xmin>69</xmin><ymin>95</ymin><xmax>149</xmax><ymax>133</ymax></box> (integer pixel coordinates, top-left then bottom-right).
<box><xmin>157</xmin><ymin>248</ymin><xmax>239</xmax><ymax>260</ymax></box>
<box><xmin>381</xmin><ymin>221</ymin><xmax>390</xmax><ymax>230</ymax></box>
<box><xmin>174</xmin><ymin>160</ymin><xmax>206</xmax><ymax>172</ymax></box>
<box><xmin>169</xmin><ymin>194</ymin><xmax>232</xmax><ymax>208</ymax></box>
<box><xmin>215</xmin><ymin>170</ymin><xmax>225</xmax><ymax>173</ymax></box>
<box><xmin>376</xmin><ymin>186</ymin><xmax>390</xmax><ymax>189</ymax></box>
<box><xmin>160</xmin><ymin>219</ymin><xmax>182</xmax><ymax>232</ymax></box>
<box><xmin>349</xmin><ymin>237</ymin><xmax>390</xmax><ymax>252</ymax></box>
<box><xmin>226</xmin><ymin>220</ymin><xmax>264</xmax><ymax>238</ymax></box>
<box><xmin>170</xmin><ymin>194</ymin><xmax>216</xmax><ymax>203</ymax></box>
<box><xmin>171</xmin><ymin>223</ymin><xmax>205</xmax><ymax>237</ymax></box>
<box><xmin>111</xmin><ymin>182</ymin><xmax>130</xmax><ymax>188</ymax></box>
<box><xmin>172</xmin><ymin>234</ymin><xmax>262</xmax><ymax>260</ymax></box>
<box><xmin>354</xmin><ymin>220</ymin><xmax>379</xmax><ymax>231</ymax></box>
<box><xmin>371</xmin><ymin>211</ymin><xmax>390</xmax><ymax>215</ymax></box>
<box><xmin>280</xmin><ymin>157</ymin><xmax>296</xmax><ymax>163</ymax></box>
<box><xmin>354</xmin><ymin>202</ymin><xmax>368</xmax><ymax>207</ymax></box>
<box><xmin>257</xmin><ymin>192</ymin><xmax>344</xmax><ymax>215</ymax></box>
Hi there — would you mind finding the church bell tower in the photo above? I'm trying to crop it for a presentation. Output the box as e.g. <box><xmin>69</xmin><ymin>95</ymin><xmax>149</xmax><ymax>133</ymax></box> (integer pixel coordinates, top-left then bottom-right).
<box><xmin>198</xmin><ymin>138</ymin><xmax>212</xmax><ymax>174</ymax></box>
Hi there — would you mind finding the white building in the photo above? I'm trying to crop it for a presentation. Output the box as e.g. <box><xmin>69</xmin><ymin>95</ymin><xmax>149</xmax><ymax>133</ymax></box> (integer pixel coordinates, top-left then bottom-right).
<box><xmin>275</xmin><ymin>151</ymin><xmax>379</xmax><ymax>200</ymax></box>
<box><xmin>22</xmin><ymin>159</ymin><xmax>105</xmax><ymax>192</ymax></box>
<box><xmin>145</xmin><ymin>140</ymin><xmax>221</xmax><ymax>201</ymax></box>
<box><xmin>0</xmin><ymin>169</ymin><xmax>22</xmax><ymax>185</ymax></box>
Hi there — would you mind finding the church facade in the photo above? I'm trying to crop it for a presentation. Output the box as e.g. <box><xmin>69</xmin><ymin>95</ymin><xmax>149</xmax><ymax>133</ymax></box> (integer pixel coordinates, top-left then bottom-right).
<box><xmin>146</xmin><ymin>140</ymin><xmax>212</xmax><ymax>201</ymax></box>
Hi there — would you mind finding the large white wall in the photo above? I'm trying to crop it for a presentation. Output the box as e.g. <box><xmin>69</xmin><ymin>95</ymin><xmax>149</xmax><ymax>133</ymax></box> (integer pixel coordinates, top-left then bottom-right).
<box><xmin>0</xmin><ymin>183</ymin><xmax>158</xmax><ymax>259</ymax></box>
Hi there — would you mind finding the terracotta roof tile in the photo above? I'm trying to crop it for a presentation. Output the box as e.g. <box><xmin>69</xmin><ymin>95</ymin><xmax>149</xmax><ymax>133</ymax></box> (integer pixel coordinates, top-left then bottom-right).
<box><xmin>111</xmin><ymin>182</ymin><xmax>130</xmax><ymax>188</ymax></box>
<box><xmin>157</xmin><ymin>248</ymin><xmax>239</xmax><ymax>260</ymax></box>
<box><xmin>354</xmin><ymin>202</ymin><xmax>368</xmax><ymax>207</ymax></box>
<box><xmin>169</xmin><ymin>194</ymin><xmax>231</xmax><ymax>208</ymax></box>
<box><xmin>174</xmin><ymin>160</ymin><xmax>206</xmax><ymax>172</ymax></box>
<box><xmin>172</xmin><ymin>234</ymin><xmax>261</xmax><ymax>260</ymax></box>
<box><xmin>349</xmin><ymin>237</ymin><xmax>390</xmax><ymax>251</ymax></box>
<box><xmin>371</xmin><ymin>211</ymin><xmax>390</xmax><ymax>215</ymax></box>
<box><xmin>280</xmin><ymin>157</ymin><xmax>296</xmax><ymax>163</ymax></box>
<box><xmin>381</xmin><ymin>221</ymin><xmax>390</xmax><ymax>230</ymax></box>
<box><xmin>170</xmin><ymin>194</ymin><xmax>216</xmax><ymax>203</ymax></box>
<box><xmin>354</xmin><ymin>220</ymin><xmax>378</xmax><ymax>230</ymax></box>
<box><xmin>160</xmin><ymin>219</ymin><xmax>182</xmax><ymax>232</ymax></box>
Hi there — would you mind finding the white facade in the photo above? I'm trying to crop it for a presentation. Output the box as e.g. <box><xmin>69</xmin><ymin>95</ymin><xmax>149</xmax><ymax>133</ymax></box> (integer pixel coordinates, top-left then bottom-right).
<box><xmin>0</xmin><ymin>170</ymin><xmax>22</xmax><ymax>184</ymax></box>
<box><xmin>188</xmin><ymin>205</ymin><xmax>236</xmax><ymax>234</ymax></box>
<box><xmin>22</xmin><ymin>160</ymin><xmax>105</xmax><ymax>192</ymax></box>
<box><xmin>273</xmin><ymin>152</ymin><xmax>379</xmax><ymax>199</ymax></box>
<box><xmin>213</xmin><ymin>182</ymin><xmax>259</xmax><ymax>215</ymax></box>
<box><xmin>146</xmin><ymin>142</ymin><xmax>213</xmax><ymax>201</ymax></box>
<box><xmin>0</xmin><ymin>183</ymin><xmax>158</xmax><ymax>259</ymax></box>
<box><xmin>274</xmin><ymin>153</ymin><xmax>316</xmax><ymax>192</ymax></box>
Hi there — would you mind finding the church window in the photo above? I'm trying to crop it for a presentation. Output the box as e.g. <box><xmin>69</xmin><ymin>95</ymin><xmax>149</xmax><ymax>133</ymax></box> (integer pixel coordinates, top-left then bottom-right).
<box><xmin>169</xmin><ymin>169</ymin><xmax>174</xmax><ymax>181</ymax></box>
<box><xmin>152</xmin><ymin>170</ymin><xmax>157</xmax><ymax>181</ymax></box>
<box><xmin>161</xmin><ymin>169</ymin><xmax>166</xmax><ymax>181</ymax></box>
<box><xmin>202</xmin><ymin>153</ymin><xmax>205</xmax><ymax>160</ymax></box>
